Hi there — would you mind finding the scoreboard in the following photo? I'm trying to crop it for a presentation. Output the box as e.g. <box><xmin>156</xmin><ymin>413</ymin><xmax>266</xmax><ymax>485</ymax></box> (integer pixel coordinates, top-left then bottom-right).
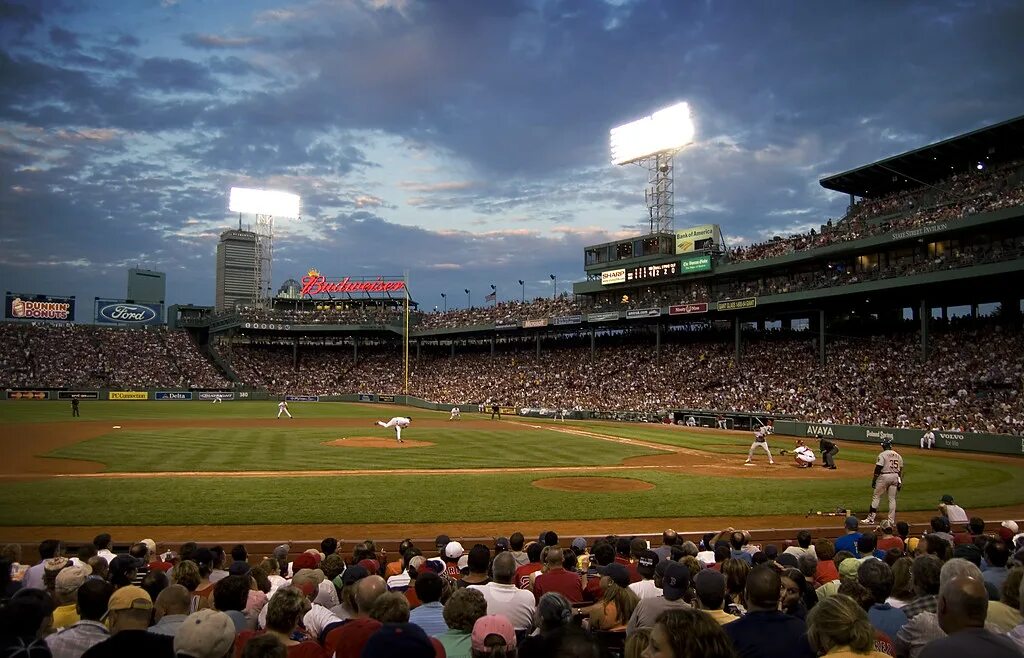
<box><xmin>626</xmin><ymin>261</ymin><xmax>678</xmax><ymax>282</ymax></box>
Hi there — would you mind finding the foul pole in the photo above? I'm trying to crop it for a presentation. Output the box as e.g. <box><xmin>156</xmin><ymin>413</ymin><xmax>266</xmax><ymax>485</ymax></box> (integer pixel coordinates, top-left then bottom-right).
<box><xmin>404</xmin><ymin>271</ymin><xmax>410</xmax><ymax>395</ymax></box>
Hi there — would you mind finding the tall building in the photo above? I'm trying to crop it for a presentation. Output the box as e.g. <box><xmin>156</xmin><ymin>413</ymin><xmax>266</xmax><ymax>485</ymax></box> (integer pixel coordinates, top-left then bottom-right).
<box><xmin>215</xmin><ymin>230</ymin><xmax>258</xmax><ymax>310</ymax></box>
<box><xmin>127</xmin><ymin>268</ymin><xmax>165</xmax><ymax>304</ymax></box>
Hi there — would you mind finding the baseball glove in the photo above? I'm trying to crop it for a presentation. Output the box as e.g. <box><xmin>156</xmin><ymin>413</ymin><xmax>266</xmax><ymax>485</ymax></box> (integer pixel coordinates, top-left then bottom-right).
<box><xmin>778</xmin><ymin>448</ymin><xmax>789</xmax><ymax>456</ymax></box>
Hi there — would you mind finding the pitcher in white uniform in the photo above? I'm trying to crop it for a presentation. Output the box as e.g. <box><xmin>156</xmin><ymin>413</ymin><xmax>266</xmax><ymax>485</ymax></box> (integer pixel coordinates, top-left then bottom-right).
<box><xmin>376</xmin><ymin>416</ymin><xmax>411</xmax><ymax>443</ymax></box>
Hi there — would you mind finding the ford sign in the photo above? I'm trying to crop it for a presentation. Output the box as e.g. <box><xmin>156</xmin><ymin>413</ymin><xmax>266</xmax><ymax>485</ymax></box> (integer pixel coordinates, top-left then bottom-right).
<box><xmin>95</xmin><ymin>301</ymin><xmax>162</xmax><ymax>325</ymax></box>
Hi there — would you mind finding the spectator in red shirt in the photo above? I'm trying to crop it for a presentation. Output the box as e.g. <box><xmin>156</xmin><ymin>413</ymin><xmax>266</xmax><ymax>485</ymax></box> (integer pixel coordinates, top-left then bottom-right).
<box><xmin>514</xmin><ymin>543</ymin><xmax>543</xmax><ymax>590</ymax></box>
<box><xmin>814</xmin><ymin>539</ymin><xmax>840</xmax><ymax>587</ymax></box>
<box><xmin>877</xmin><ymin>520</ymin><xmax>906</xmax><ymax>553</ymax></box>
<box><xmin>234</xmin><ymin>586</ymin><xmax>326</xmax><ymax>657</ymax></box>
<box><xmin>533</xmin><ymin>548</ymin><xmax>583</xmax><ymax>604</ymax></box>
<box><xmin>323</xmin><ymin>576</ymin><xmax>386</xmax><ymax>658</ymax></box>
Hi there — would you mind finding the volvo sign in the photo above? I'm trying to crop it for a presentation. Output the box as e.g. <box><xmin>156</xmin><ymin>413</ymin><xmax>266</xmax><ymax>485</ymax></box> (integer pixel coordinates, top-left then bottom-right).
<box><xmin>95</xmin><ymin>299</ymin><xmax>163</xmax><ymax>326</ymax></box>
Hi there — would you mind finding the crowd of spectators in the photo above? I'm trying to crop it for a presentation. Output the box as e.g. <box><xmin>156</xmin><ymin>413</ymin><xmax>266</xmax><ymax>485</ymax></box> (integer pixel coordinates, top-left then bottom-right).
<box><xmin>3</xmin><ymin>517</ymin><xmax>1023</xmax><ymax>657</ymax></box>
<box><xmin>233</xmin><ymin>322</ymin><xmax>1024</xmax><ymax>435</ymax></box>
<box><xmin>730</xmin><ymin>161</ymin><xmax>1024</xmax><ymax>263</ymax></box>
<box><xmin>414</xmin><ymin>297</ymin><xmax>585</xmax><ymax>331</ymax></box>
<box><xmin>237</xmin><ymin>306</ymin><xmax>401</xmax><ymax>326</ymax></box>
<box><xmin>0</xmin><ymin>324</ymin><xmax>230</xmax><ymax>391</ymax></box>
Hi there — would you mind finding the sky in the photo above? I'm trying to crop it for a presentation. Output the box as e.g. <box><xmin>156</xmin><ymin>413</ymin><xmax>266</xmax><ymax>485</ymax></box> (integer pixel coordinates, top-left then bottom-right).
<box><xmin>2</xmin><ymin>0</ymin><xmax>1023</xmax><ymax>319</ymax></box>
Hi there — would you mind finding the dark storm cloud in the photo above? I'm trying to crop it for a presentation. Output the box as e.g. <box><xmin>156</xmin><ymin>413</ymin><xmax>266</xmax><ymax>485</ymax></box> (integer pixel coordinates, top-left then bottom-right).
<box><xmin>135</xmin><ymin>57</ymin><xmax>219</xmax><ymax>93</ymax></box>
<box><xmin>48</xmin><ymin>26</ymin><xmax>79</xmax><ymax>49</ymax></box>
<box><xmin>181</xmin><ymin>33</ymin><xmax>267</xmax><ymax>50</ymax></box>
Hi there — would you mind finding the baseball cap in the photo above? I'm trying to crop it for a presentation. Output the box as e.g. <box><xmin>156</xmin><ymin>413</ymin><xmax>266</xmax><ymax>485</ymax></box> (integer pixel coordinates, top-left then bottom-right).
<box><xmin>44</xmin><ymin>557</ymin><xmax>70</xmax><ymax>574</ymax></box>
<box><xmin>435</xmin><ymin>534</ymin><xmax>451</xmax><ymax>549</ymax></box>
<box><xmin>941</xmin><ymin>495</ymin><xmax>955</xmax><ymax>504</ymax></box>
<box><xmin>139</xmin><ymin>538</ymin><xmax>157</xmax><ymax>556</ymax></box>
<box><xmin>598</xmin><ymin>563</ymin><xmax>630</xmax><ymax>588</ymax></box>
<box><xmin>55</xmin><ymin>564</ymin><xmax>92</xmax><ymax>592</ymax></box>
<box><xmin>879</xmin><ymin>519</ymin><xmax>894</xmax><ymax>531</ymax></box>
<box><xmin>763</xmin><ymin>545</ymin><xmax>779</xmax><ymax>559</ymax></box>
<box><xmin>444</xmin><ymin>541</ymin><xmax>465</xmax><ymax>560</ymax></box>
<box><xmin>174</xmin><ymin>609</ymin><xmax>236</xmax><ymax>658</ymax></box>
<box><xmin>693</xmin><ymin>568</ymin><xmax>725</xmax><ymax>603</ymax></box>
<box><xmin>358</xmin><ymin>559</ymin><xmax>380</xmax><ymax>575</ymax></box>
<box><xmin>228</xmin><ymin>560</ymin><xmax>252</xmax><ymax>576</ymax></box>
<box><xmin>1002</xmin><ymin>520</ymin><xmax>1020</xmax><ymax>534</ymax></box>
<box><xmin>362</xmin><ymin>623</ymin><xmax>435</xmax><ymax>658</ymax></box>
<box><xmin>636</xmin><ymin>550</ymin><xmax>658</xmax><ymax>577</ymax></box>
<box><xmin>292</xmin><ymin>552</ymin><xmax>320</xmax><ymax>572</ymax></box>
<box><xmin>109</xmin><ymin>555</ymin><xmax>145</xmax><ymax>575</ymax></box>
<box><xmin>839</xmin><ymin>558</ymin><xmax>861</xmax><ymax>581</ymax></box>
<box><xmin>193</xmin><ymin>547</ymin><xmax>215</xmax><ymax>566</ymax></box>
<box><xmin>471</xmin><ymin>615</ymin><xmax>517</xmax><ymax>653</ymax></box>
<box><xmin>907</xmin><ymin>537</ymin><xmax>920</xmax><ymax>553</ymax></box>
<box><xmin>340</xmin><ymin>565</ymin><xmax>370</xmax><ymax>588</ymax></box>
<box><xmin>661</xmin><ymin>562</ymin><xmax>690</xmax><ymax>600</ymax></box>
<box><xmin>107</xmin><ymin>585</ymin><xmax>153</xmax><ymax>614</ymax></box>
<box><xmin>292</xmin><ymin>568</ymin><xmax>325</xmax><ymax>596</ymax></box>
<box><xmin>844</xmin><ymin>516</ymin><xmax>859</xmax><ymax>530</ymax></box>
<box><xmin>273</xmin><ymin>544</ymin><xmax>290</xmax><ymax>560</ymax></box>
<box><xmin>571</xmin><ymin>537</ymin><xmax>588</xmax><ymax>553</ymax></box>
<box><xmin>495</xmin><ymin>537</ymin><xmax>510</xmax><ymax>551</ymax></box>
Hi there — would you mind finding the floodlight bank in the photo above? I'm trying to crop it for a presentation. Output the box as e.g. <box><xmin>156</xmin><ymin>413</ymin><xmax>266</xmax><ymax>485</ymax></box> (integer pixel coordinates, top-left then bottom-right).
<box><xmin>610</xmin><ymin>102</ymin><xmax>695</xmax><ymax>165</ymax></box>
<box><xmin>229</xmin><ymin>187</ymin><xmax>302</xmax><ymax>218</ymax></box>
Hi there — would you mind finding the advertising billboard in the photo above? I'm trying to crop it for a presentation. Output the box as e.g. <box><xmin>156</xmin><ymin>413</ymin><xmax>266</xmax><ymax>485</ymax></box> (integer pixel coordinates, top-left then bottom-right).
<box><xmin>56</xmin><ymin>391</ymin><xmax>99</xmax><ymax>400</ymax></box>
<box><xmin>286</xmin><ymin>395</ymin><xmax>319</xmax><ymax>402</ymax></box>
<box><xmin>523</xmin><ymin>318</ymin><xmax>548</xmax><ymax>328</ymax></box>
<box><xmin>675</xmin><ymin>225</ymin><xmax>721</xmax><ymax>253</ymax></box>
<box><xmin>197</xmin><ymin>392</ymin><xmax>234</xmax><ymax>401</ymax></box>
<box><xmin>6</xmin><ymin>390</ymin><xmax>49</xmax><ymax>400</ymax></box>
<box><xmin>5</xmin><ymin>293</ymin><xmax>75</xmax><ymax>322</ymax></box>
<box><xmin>94</xmin><ymin>299</ymin><xmax>163</xmax><ymax>326</ymax></box>
<box><xmin>626</xmin><ymin>308</ymin><xmax>661</xmax><ymax>319</ymax></box>
<box><xmin>155</xmin><ymin>391</ymin><xmax>193</xmax><ymax>401</ymax></box>
<box><xmin>669</xmin><ymin>303</ymin><xmax>709</xmax><ymax>316</ymax></box>
<box><xmin>587</xmin><ymin>312</ymin><xmax>620</xmax><ymax>322</ymax></box>
<box><xmin>600</xmin><ymin>269</ymin><xmax>626</xmax><ymax>285</ymax></box>
<box><xmin>626</xmin><ymin>262</ymin><xmax>678</xmax><ymax>283</ymax></box>
<box><xmin>110</xmin><ymin>391</ymin><xmax>149</xmax><ymax>400</ymax></box>
<box><xmin>680</xmin><ymin>254</ymin><xmax>713</xmax><ymax>274</ymax></box>
<box><xmin>551</xmin><ymin>315</ymin><xmax>583</xmax><ymax>326</ymax></box>
<box><xmin>717</xmin><ymin>297</ymin><xmax>757</xmax><ymax>311</ymax></box>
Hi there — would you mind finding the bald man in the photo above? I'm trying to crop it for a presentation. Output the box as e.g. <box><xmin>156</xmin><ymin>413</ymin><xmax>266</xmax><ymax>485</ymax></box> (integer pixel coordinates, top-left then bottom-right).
<box><xmin>324</xmin><ymin>575</ymin><xmax>388</xmax><ymax>657</ymax></box>
<box><xmin>533</xmin><ymin>547</ymin><xmax>583</xmax><ymax>603</ymax></box>
<box><xmin>919</xmin><ymin>576</ymin><xmax>1021</xmax><ymax>657</ymax></box>
<box><xmin>148</xmin><ymin>584</ymin><xmax>190</xmax><ymax>636</ymax></box>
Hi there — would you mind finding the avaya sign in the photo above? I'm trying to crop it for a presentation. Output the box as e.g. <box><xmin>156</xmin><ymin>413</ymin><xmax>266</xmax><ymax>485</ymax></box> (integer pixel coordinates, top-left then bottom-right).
<box><xmin>95</xmin><ymin>300</ymin><xmax>163</xmax><ymax>326</ymax></box>
<box><xmin>300</xmin><ymin>269</ymin><xmax>406</xmax><ymax>296</ymax></box>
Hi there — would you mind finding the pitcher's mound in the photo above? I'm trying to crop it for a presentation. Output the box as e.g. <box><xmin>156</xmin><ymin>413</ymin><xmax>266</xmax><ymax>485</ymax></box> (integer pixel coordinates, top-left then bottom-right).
<box><xmin>323</xmin><ymin>437</ymin><xmax>435</xmax><ymax>449</ymax></box>
<box><xmin>532</xmin><ymin>477</ymin><xmax>655</xmax><ymax>492</ymax></box>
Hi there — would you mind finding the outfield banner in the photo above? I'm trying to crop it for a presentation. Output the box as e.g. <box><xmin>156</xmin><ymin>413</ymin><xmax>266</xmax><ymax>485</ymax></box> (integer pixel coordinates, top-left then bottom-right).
<box><xmin>774</xmin><ymin>420</ymin><xmax>1023</xmax><ymax>456</ymax></box>
<box><xmin>358</xmin><ymin>394</ymin><xmax>376</xmax><ymax>402</ymax></box>
<box><xmin>551</xmin><ymin>314</ymin><xmax>582</xmax><ymax>326</ymax></box>
<box><xmin>155</xmin><ymin>391</ymin><xmax>193</xmax><ymax>401</ymax></box>
<box><xmin>587</xmin><ymin>311</ymin><xmax>620</xmax><ymax>322</ymax></box>
<box><xmin>717</xmin><ymin>297</ymin><xmax>757</xmax><ymax>311</ymax></box>
<box><xmin>237</xmin><ymin>391</ymin><xmax>251</xmax><ymax>399</ymax></box>
<box><xmin>600</xmin><ymin>268</ymin><xmax>626</xmax><ymax>285</ymax></box>
<box><xmin>56</xmin><ymin>391</ymin><xmax>99</xmax><ymax>400</ymax></box>
<box><xmin>286</xmin><ymin>395</ymin><xmax>319</xmax><ymax>402</ymax></box>
<box><xmin>494</xmin><ymin>319</ymin><xmax>519</xmax><ymax>330</ymax></box>
<box><xmin>197</xmin><ymin>391</ymin><xmax>234</xmax><ymax>401</ymax></box>
<box><xmin>378</xmin><ymin>394</ymin><xmax>396</xmax><ymax>403</ymax></box>
<box><xmin>499</xmin><ymin>406</ymin><xmax>517</xmax><ymax>415</ymax></box>
<box><xmin>110</xmin><ymin>391</ymin><xmax>148</xmax><ymax>400</ymax></box>
<box><xmin>675</xmin><ymin>225</ymin><xmax>717</xmax><ymax>253</ymax></box>
<box><xmin>6</xmin><ymin>293</ymin><xmax>75</xmax><ymax>322</ymax></box>
<box><xmin>680</xmin><ymin>254</ymin><xmax>712</xmax><ymax>273</ymax></box>
<box><xmin>94</xmin><ymin>299</ymin><xmax>163</xmax><ymax>326</ymax></box>
<box><xmin>523</xmin><ymin>318</ymin><xmax>548</xmax><ymax>328</ymax></box>
<box><xmin>669</xmin><ymin>303</ymin><xmax>709</xmax><ymax>316</ymax></box>
<box><xmin>6</xmin><ymin>390</ymin><xmax>49</xmax><ymax>400</ymax></box>
<box><xmin>626</xmin><ymin>308</ymin><xmax>661</xmax><ymax>319</ymax></box>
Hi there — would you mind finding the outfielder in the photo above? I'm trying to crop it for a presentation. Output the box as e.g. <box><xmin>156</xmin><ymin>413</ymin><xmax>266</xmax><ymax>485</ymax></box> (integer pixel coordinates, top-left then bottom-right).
<box><xmin>376</xmin><ymin>416</ymin><xmax>411</xmax><ymax>443</ymax></box>
<box><xmin>745</xmin><ymin>427</ymin><xmax>775</xmax><ymax>465</ymax></box>
<box><xmin>449</xmin><ymin>407</ymin><xmax>461</xmax><ymax>421</ymax></box>
<box><xmin>920</xmin><ymin>429</ymin><xmax>935</xmax><ymax>449</ymax></box>
<box><xmin>865</xmin><ymin>439</ymin><xmax>903</xmax><ymax>524</ymax></box>
<box><xmin>277</xmin><ymin>400</ymin><xmax>292</xmax><ymax>419</ymax></box>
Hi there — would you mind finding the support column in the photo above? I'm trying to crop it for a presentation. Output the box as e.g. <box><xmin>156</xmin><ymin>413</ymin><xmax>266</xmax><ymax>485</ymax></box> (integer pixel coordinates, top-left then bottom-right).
<box><xmin>353</xmin><ymin>339</ymin><xmax>358</xmax><ymax>366</ymax></box>
<box><xmin>734</xmin><ymin>317</ymin><xmax>741</xmax><ymax>364</ymax></box>
<box><xmin>819</xmin><ymin>310</ymin><xmax>826</xmax><ymax>367</ymax></box>
<box><xmin>590</xmin><ymin>328</ymin><xmax>596</xmax><ymax>361</ymax></box>
<box><xmin>450</xmin><ymin>342</ymin><xmax>455</xmax><ymax>359</ymax></box>
<box><xmin>970</xmin><ymin>304</ymin><xmax>978</xmax><ymax>319</ymax></box>
<box><xmin>940</xmin><ymin>306</ymin><xmax>948</xmax><ymax>321</ymax></box>
<box><xmin>490</xmin><ymin>337</ymin><xmax>495</xmax><ymax>356</ymax></box>
<box><xmin>920</xmin><ymin>299</ymin><xmax>928</xmax><ymax>363</ymax></box>
<box><xmin>536</xmin><ymin>333</ymin><xmax>541</xmax><ymax>359</ymax></box>
<box><xmin>293</xmin><ymin>339</ymin><xmax>299</xmax><ymax>370</ymax></box>
<box><xmin>655</xmin><ymin>323</ymin><xmax>661</xmax><ymax>357</ymax></box>
<box><xmin>756</xmin><ymin>319</ymin><xmax>765</xmax><ymax>332</ymax></box>
<box><xmin>416</xmin><ymin>339</ymin><xmax>421</xmax><ymax>360</ymax></box>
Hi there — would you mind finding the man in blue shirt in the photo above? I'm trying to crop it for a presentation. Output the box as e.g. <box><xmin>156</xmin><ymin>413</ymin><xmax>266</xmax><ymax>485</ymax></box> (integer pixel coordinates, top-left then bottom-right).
<box><xmin>857</xmin><ymin>558</ymin><xmax>907</xmax><ymax>640</ymax></box>
<box><xmin>834</xmin><ymin>516</ymin><xmax>863</xmax><ymax>556</ymax></box>
<box><xmin>724</xmin><ymin>566</ymin><xmax>815</xmax><ymax>658</ymax></box>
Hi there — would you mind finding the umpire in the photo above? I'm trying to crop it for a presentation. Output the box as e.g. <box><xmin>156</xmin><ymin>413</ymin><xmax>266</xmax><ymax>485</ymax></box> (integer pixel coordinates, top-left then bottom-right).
<box><xmin>818</xmin><ymin>433</ymin><xmax>838</xmax><ymax>470</ymax></box>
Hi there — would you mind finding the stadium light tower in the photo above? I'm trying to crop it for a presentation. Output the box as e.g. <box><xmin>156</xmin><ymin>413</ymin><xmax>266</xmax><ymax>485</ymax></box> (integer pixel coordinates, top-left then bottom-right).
<box><xmin>610</xmin><ymin>102</ymin><xmax>695</xmax><ymax>234</ymax></box>
<box><xmin>229</xmin><ymin>187</ymin><xmax>301</xmax><ymax>308</ymax></box>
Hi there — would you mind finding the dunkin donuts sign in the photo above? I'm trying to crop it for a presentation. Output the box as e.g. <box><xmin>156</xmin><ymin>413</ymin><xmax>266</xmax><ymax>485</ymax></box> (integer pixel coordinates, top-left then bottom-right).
<box><xmin>6</xmin><ymin>294</ymin><xmax>75</xmax><ymax>322</ymax></box>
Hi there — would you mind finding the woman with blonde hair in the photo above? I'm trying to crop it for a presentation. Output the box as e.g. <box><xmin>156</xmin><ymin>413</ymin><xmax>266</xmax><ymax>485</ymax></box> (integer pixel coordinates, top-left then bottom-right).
<box><xmin>583</xmin><ymin>564</ymin><xmax>639</xmax><ymax>631</ymax></box>
<box><xmin>805</xmin><ymin>594</ymin><xmax>890</xmax><ymax>657</ymax></box>
<box><xmin>642</xmin><ymin>609</ymin><xmax>736</xmax><ymax>658</ymax></box>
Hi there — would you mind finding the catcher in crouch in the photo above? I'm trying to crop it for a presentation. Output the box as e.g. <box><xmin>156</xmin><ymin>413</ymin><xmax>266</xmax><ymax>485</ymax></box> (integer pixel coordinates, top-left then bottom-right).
<box><xmin>780</xmin><ymin>440</ymin><xmax>816</xmax><ymax>468</ymax></box>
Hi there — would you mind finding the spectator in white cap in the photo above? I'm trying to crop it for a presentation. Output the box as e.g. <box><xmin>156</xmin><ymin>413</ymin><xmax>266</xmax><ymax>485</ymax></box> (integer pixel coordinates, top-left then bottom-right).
<box><xmin>173</xmin><ymin>609</ymin><xmax>235</xmax><ymax>658</ymax></box>
<box><xmin>52</xmin><ymin>564</ymin><xmax>92</xmax><ymax>629</ymax></box>
<box><xmin>45</xmin><ymin>578</ymin><xmax>114</xmax><ymax>657</ymax></box>
<box><xmin>444</xmin><ymin>541</ymin><xmax>465</xmax><ymax>580</ymax></box>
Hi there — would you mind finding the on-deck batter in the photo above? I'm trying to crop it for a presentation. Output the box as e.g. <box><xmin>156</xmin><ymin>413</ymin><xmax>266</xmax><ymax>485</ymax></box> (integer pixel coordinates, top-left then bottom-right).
<box><xmin>865</xmin><ymin>439</ymin><xmax>903</xmax><ymax>524</ymax></box>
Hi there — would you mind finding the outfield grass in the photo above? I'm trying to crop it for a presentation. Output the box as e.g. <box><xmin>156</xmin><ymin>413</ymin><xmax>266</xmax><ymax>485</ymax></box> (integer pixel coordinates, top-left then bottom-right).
<box><xmin>1</xmin><ymin>402</ymin><xmax>1022</xmax><ymax>526</ymax></box>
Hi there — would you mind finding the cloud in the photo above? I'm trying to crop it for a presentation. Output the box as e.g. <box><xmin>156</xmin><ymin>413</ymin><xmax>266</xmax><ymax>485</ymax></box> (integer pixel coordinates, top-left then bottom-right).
<box><xmin>181</xmin><ymin>33</ymin><xmax>265</xmax><ymax>49</ymax></box>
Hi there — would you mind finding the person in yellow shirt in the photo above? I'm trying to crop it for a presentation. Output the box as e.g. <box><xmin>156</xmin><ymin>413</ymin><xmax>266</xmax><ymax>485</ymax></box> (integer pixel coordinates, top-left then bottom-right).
<box><xmin>52</xmin><ymin>564</ymin><xmax>93</xmax><ymax>629</ymax></box>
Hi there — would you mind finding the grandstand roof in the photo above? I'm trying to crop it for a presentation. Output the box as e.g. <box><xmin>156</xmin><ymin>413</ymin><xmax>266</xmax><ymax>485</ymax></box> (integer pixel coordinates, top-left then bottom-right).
<box><xmin>819</xmin><ymin>114</ymin><xmax>1024</xmax><ymax>198</ymax></box>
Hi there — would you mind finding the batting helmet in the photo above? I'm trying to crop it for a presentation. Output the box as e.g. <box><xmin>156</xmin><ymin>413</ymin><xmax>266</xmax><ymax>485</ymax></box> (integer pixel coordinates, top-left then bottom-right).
<box><xmin>881</xmin><ymin>439</ymin><xmax>893</xmax><ymax>449</ymax></box>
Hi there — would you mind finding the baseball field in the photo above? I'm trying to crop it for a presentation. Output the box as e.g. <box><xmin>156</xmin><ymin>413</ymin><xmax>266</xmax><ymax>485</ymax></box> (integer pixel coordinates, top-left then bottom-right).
<box><xmin>1</xmin><ymin>401</ymin><xmax>1023</xmax><ymax>541</ymax></box>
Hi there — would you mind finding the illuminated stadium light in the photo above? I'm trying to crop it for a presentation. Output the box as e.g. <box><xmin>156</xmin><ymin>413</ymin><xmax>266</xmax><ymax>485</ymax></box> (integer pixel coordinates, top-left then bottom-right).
<box><xmin>229</xmin><ymin>187</ymin><xmax>301</xmax><ymax>218</ymax></box>
<box><xmin>610</xmin><ymin>102</ymin><xmax>695</xmax><ymax>166</ymax></box>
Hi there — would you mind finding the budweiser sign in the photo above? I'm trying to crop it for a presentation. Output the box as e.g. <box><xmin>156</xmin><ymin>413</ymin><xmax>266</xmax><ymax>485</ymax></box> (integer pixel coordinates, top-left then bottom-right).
<box><xmin>8</xmin><ymin>297</ymin><xmax>73</xmax><ymax>320</ymax></box>
<box><xmin>300</xmin><ymin>269</ymin><xmax>406</xmax><ymax>296</ymax></box>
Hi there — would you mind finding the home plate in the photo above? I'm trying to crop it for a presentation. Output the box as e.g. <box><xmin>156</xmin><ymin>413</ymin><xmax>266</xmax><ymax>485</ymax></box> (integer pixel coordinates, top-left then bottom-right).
<box><xmin>743</xmin><ymin>463</ymin><xmax>755</xmax><ymax>466</ymax></box>
<box><xmin>113</xmin><ymin>426</ymin><xmax>122</xmax><ymax>429</ymax></box>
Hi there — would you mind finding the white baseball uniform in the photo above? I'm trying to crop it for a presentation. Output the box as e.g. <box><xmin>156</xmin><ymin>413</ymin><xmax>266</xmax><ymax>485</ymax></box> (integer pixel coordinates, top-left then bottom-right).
<box><xmin>870</xmin><ymin>448</ymin><xmax>903</xmax><ymax>523</ymax></box>
<box><xmin>794</xmin><ymin>445</ymin><xmax>815</xmax><ymax>465</ymax></box>
<box><xmin>377</xmin><ymin>416</ymin><xmax>411</xmax><ymax>442</ymax></box>
<box><xmin>920</xmin><ymin>430</ymin><xmax>935</xmax><ymax>449</ymax></box>
<box><xmin>746</xmin><ymin>429</ymin><xmax>774</xmax><ymax>464</ymax></box>
<box><xmin>686</xmin><ymin>416</ymin><xmax>697</xmax><ymax>427</ymax></box>
<box><xmin>277</xmin><ymin>401</ymin><xmax>292</xmax><ymax>418</ymax></box>
<box><xmin>449</xmin><ymin>407</ymin><xmax>461</xmax><ymax>420</ymax></box>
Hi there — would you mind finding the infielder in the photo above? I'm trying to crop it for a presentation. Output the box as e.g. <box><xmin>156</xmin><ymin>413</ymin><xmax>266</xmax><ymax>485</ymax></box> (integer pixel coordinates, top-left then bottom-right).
<box><xmin>449</xmin><ymin>407</ymin><xmax>461</xmax><ymax>421</ymax></box>
<box><xmin>791</xmin><ymin>440</ymin><xmax>816</xmax><ymax>468</ymax></box>
<box><xmin>376</xmin><ymin>416</ymin><xmax>411</xmax><ymax>443</ymax></box>
<box><xmin>277</xmin><ymin>400</ymin><xmax>292</xmax><ymax>419</ymax></box>
<box><xmin>920</xmin><ymin>429</ymin><xmax>935</xmax><ymax>449</ymax></box>
<box><xmin>745</xmin><ymin>427</ymin><xmax>775</xmax><ymax>465</ymax></box>
<box><xmin>865</xmin><ymin>439</ymin><xmax>903</xmax><ymax>524</ymax></box>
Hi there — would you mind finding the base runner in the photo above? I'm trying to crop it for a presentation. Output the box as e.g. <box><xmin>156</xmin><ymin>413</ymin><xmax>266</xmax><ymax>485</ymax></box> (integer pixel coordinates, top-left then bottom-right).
<box><xmin>865</xmin><ymin>439</ymin><xmax>903</xmax><ymax>524</ymax></box>
<box><xmin>376</xmin><ymin>416</ymin><xmax>411</xmax><ymax>443</ymax></box>
<box><xmin>745</xmin><ymin>427</ymin><xmax>775</xmax><ymax>465</ymax></box>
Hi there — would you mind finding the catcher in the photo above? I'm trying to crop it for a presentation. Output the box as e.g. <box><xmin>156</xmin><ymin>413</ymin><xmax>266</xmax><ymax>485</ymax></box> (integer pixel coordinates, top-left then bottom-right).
<box><xmin>780</xmin><ymin>439</ymin><xmax>816</xmax><ymax>468</ymax></box>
